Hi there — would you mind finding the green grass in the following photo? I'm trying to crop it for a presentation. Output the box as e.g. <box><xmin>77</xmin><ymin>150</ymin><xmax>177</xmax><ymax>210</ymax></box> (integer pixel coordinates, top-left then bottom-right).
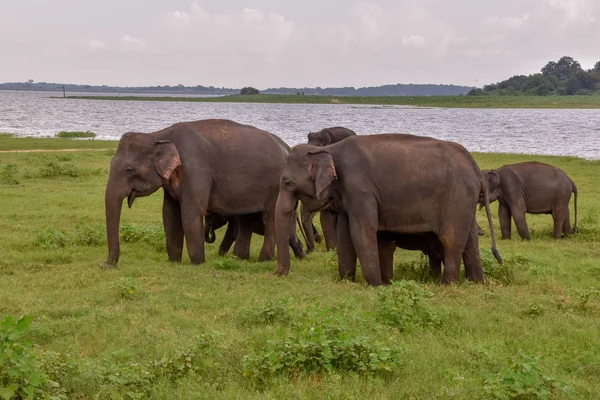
<box><xmin>60</xmin><ymin>94</ymin><xmax>600</xmax><ymax>108</ymax></box>
<box><xmin>1</xmin><ymin>139</ymin><xmax>599</xmax><ymax>398</ymax></box>
<box><xmin>0</xmin><ymin>136</ymin><xmax>117</xmax><ymax>151</ymax></box>
<box><xmin>55</xmin><ymin>131</ymin><xmax>96</xmax><ymax>139</ymax></box>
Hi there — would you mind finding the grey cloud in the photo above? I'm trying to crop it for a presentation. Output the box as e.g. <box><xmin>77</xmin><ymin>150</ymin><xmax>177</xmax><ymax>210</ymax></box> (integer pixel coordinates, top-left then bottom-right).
<box><xmin>0</xmin><ymin>0</ymin><xmax>597</xmax><ymax>87</ymax></box>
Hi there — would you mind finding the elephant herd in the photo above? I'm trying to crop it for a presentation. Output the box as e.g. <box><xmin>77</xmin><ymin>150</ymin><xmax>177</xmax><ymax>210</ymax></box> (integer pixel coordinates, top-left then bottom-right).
<box><xmin>104</xmin><ymin>118</ymin><xmax>578</xmax><ymax>286</ymax></box>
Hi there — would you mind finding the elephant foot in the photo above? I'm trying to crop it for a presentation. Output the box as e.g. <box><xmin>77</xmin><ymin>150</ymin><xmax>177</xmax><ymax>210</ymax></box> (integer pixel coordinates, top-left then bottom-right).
<box><xmin>102</xmin><ymin>261</ymin><xmax>117</xmax><ymax>270</ymax></box>
<box><xmin>271</xmin><ymin>265</ymin><xmax>289</xmax><ymax>277</ymax></box>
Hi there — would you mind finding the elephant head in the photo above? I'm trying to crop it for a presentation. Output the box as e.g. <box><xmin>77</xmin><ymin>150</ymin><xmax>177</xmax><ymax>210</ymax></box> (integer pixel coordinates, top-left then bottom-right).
<box><xmin>274</xmin><ymin>145</ymin><xmax>337</xmax><ymax>275</ymax></box>
<box><xmin>306</xmin><ymin>127</ymin><xmax>356</xmax><ymax>147</ymax></box>
<box><xmin>478</xmin><ymin>170</ymin><xmax>501</xmax><ymax>210</ymax></box>
<box><xmin>104</xmin><ymin>132</ymin><xmax>181</xmax><ymax>267</ymax></box>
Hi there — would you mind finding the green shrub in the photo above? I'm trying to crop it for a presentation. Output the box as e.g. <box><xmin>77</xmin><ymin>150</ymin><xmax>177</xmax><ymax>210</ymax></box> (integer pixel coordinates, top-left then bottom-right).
<box><xmin>38</xmin><ymin>162</ymin><xmax>102</xmax><ymax>178</ymax></box>
<box><xmin>243</xmin><ymin>299</ymin><xmax>292</xmax><ymax>326</ymax></box>
<box><xmin>110</xmin><ymin>278</ymin><xmax>141</xmax><ymax>300</ymax></box>
<box><xmin>0</xmin><ymin>165</ymin><xmax>20</xmax><ymax>185</ymax></box>
<box><xmin>55</xmin><ymin>131</ymin><xmax>96</xmax><ymax>139</ymax></box>
<box><xmin>0</xmin><ymin>315</ymin><xmax>64</xmax><ymax>400</ymax></box>
<box><xmin>484</xmin><ymin>350</ymin><xmax>572</xmax><ymax>399</ymax></box>
<box><xmin>481</xmin><ymin>249</ymin><xmax>521</xmax><ymax>284</ymax></box>
<box><xmin>35</xmin><ymin>223</ymin><xmax>164</xmax><ymax>251</ymax></box>
<box><xmin>377</xmin><ymin>280</ymin><xmax>440</xmax><ymax>331</ymax></box>
<box><xmin>241</xmin><ymin>312</ymin><xmax>402</xmax><ymax>382</ymax></box>
<box><xmin>214</xmin><ymin>256</ymin><xmax>238</xmax><ymax>271</ymax></box>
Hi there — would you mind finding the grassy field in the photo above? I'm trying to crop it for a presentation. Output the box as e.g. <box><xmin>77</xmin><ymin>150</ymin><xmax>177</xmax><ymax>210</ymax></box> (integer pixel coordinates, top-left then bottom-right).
<box><xmin>1</xmin><ymin>137</ymin><xmax>599</xmax><ymax>399</ymax></box>
<box><xmin>61</xmin><ymin>94</ymin><xmax>600</xmax><ymax>108</ymax></box>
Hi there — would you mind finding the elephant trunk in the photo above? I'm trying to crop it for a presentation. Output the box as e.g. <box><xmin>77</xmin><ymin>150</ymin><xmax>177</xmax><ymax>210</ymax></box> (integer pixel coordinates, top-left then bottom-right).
<box><xmin>300</xmin><ymin>203</ymin><xmax>316</xmax><ymax>253</ymax></box>
<box><xmin>273</xmin><ymin>190</ymin><xmax>296</xmax><ymax>276</ymax></box>
<box><xmin>104</xmin><ymin>178</ymin><xmax>126</xmax><ymax>268</ymax></box>
<box><xmin>481</xmin><ymin>179</ymin><xmax>502</xmax><ymax>265</ymax></box>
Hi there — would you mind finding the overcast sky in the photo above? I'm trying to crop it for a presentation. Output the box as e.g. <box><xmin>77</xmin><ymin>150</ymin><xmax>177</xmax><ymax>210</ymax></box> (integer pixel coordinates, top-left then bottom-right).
<box><xmin>0</xmin><ymin>0</ymin><xmax>598</xmax><ymax>89</ymax></box>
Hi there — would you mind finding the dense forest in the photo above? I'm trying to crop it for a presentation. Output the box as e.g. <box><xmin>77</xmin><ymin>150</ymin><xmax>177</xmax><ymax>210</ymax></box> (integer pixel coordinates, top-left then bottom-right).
<box><xmin>469</xmin><ymin>56</ymin><xmax>600</xmax><ymax>96</ymax></box>
<box><xmin>0</xmin><ymin>81</ymin><xmax>473</xmax><ymax>96</ymax></box>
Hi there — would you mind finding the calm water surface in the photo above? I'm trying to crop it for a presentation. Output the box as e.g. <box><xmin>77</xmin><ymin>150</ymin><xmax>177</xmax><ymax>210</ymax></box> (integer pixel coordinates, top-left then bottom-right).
<box><xmin>1</xmin><ymin>90</ymin><xmax>600</xmax><ymax>159</ymax></box>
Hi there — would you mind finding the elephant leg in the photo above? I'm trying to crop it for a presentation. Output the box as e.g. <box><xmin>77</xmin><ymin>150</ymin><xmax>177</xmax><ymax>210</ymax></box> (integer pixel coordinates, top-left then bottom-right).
<box><xmin>180</xmin><ymin>198</ymin><xmax>206</xmax><ymax>265</ymax></box>
<box><xmin>313</xmin><ymin>224</ymin><xmax>323</xmax><ymax>244</ymax></box>
<box><xmin>562</xmin><ymin>211</ymin><xmax>572</xmax><ymax>237</ymax></box>
<box><xmin>233</xmin><ymin>216</ymin><xmax>253</xmax><ymax>260</ymax></box>
<box><xmin>378</xmin><ymin>239</ymin><xmax>396</xmax><ymax>285</ymax></box>
<box><xmin>289</xmin><ymin>211</ymin><xmax>306</xmax><ymax>260</ymax></box>
<box><xmin>258</xmin><ymin>208</ymin><xmax>276</xmax><ymax>261</ymax></box>
<box><xmin>348</xmin><ymin>211</ymin><xmax>382</xmax><ymax>286</ymax></box>
<box><xmin>498</xmin><ymin>204</ymin><xmax>512</xmax><ymax>240</ymax></box>
<box><xmin>218</xmin><ymin>219</ymin><xmax>237</xmax><ymax>255</ymax></box>
<box><xmin>163</xmin><ymin>190</ymin><xmax>184</xmax><ymax>262</ymax></box>
<box><xmin>462</xmin><ymin>218</ymin><xmax>484</xmax><ymax>282</ymax></box>
<box><xmin>429</xmin><ymin>255</ymin><xmax>442</xmax><ymax>279</ymax></box>
<box><xmin>321</xmin><ymin>211</ymin><xmax>338</xmax><ymax>250</ymax></box>
<box><xmin>511</xmin><ymin>209</ymin><xmax>531</xmax><ymax>240</ymax></box>
<box><xmin>336</xmin><ymin>213</ymin><xmax>357</xmax><ymax>281</ymax></box>
<box><xmin>440</xmin><ymin>227</ymin><xmax>469</xmax><ymax>285</ymax></box>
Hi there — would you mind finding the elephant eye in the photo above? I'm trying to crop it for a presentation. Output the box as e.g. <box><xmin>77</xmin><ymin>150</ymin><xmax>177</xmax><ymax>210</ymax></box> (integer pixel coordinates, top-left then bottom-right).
<box><xmin>125</xmin><ymin>167</ymin><xmax>136</xmax><ymax>176</ymax></box>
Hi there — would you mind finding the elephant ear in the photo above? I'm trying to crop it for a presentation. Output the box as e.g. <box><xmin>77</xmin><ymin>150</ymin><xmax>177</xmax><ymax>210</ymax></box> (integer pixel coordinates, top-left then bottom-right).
<box><xmin>486</xmin><ymin>171</ymin><xmax>500</xmax><ymax>192</ymax></box>
<box><xmin>308</xmin><ymin>150</ymin><xmax>337</xmax><ymax>200</ymax></box>
<box><xmin>321</xmin><ymin>129</ymin><xmax>332</xmax><ymax>146</ymax></box>
<box><xmin>154</xmin><ymin>140</ymin><xmax>181</xmax><ymax>180</ymax></box>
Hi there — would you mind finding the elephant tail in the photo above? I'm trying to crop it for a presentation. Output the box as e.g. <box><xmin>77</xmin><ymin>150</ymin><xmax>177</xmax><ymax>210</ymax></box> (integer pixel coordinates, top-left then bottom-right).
<box><xmin>482</xmin><ymin>177</ymin><xmax>503</xmax><ymax>265</ymax></box>
<box><xmin>570</xmin><ymin>178</ymin><xmax>578</xmax><ymax>234</ymax></box>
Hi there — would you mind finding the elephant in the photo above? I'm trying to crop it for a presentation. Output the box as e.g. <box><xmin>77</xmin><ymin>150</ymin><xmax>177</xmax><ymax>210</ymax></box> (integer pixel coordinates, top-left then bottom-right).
<box><xmin>302</xmin><ymin>126</ymin><xmax>357</xmax><ymax>252</ymax></box>
<box><xmin>377</xmin><ymin>231</ymin><xmax>444</xmax><ymax>279</ymax></box>
<box><xmin>482</xmin><ymin>161</ymin><xmax>578</xmax><ymax>240</ymax></box>
<box><xmin>104</xmin><ymin>119</ymin><xmax>294</xmax><ymax>268</ymax></box>
<box><xmin>273</xmin><ymin>133</ymin><xmax>502</xmax><ymax>286</ymax></box>
<box><xmin>204</xmin><ymin>211</ymin><xmax>306</xmax><ymax>260</ymax></box>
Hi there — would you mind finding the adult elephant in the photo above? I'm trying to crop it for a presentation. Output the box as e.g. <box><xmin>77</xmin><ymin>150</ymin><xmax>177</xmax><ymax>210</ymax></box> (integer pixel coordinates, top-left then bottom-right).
<box><xmin>482</xmin><ymin>161</ymin><xmax>578</xmax><ymax>240</ymax></box>
<box><xmin>104</xmin><ymin>119</ymin><xmax>291</xmax><ymax>268</ymax></box>
<box><xmin>273</xmin><ymin>134</ymin><xmax>502</xmax><ymax>285</ymax></box>
<box><xmin>302</xmin><ymin>126</ymin><xmax>357</xmax><ymax>252</ymax></box>
<box><xmin>204</xmin><ymin>211</ymin><xmax>306</xmax><ymax>260</ymax></box>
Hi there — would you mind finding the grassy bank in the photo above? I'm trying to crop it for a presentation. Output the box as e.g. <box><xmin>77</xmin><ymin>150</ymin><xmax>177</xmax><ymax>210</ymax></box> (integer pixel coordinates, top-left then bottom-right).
<box><xmin>0</xmin><ymin>135</ymin><xmax>116</xmax><ymax>151</ymax></box>
<box><xmin>1</xmin><ymin>137</ymin><xmax>599</xmax><ymax>398</ymax></box>
<box><xmin>61</xmin><ymin>94</ymin><xmax>600</xmax><ymax>108</ymax></box>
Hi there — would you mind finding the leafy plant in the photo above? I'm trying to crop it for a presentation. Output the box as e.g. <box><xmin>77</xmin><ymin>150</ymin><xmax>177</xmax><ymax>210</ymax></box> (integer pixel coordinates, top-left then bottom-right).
<box><xmin>241</xmin><ymin>312</ymin><xmax>402</xmax><ymax>383</ymax></box>
<box><xmin>243</xmin><ymin>299</ymin><xmax>292</xmax><ymax>326</ymax></box>
<box><xmin>377</xmin><ymin>280</ymin><xmax>440</xmax><ymax>331</ymax></box>
<box><xmin>0</xmin><ymin>315</ymin><xmax>62</xmax><ymax>400</ymax></box>
<box><xmin>110</xmin><ymin>278</ymin><xmax>141</xmax><ymax>300</ymax></box>
<box><xmin>573</xmin><ymin>288</ymin><xmax>600</xmax><ymax>311</ymax></box>
<box><xmin>214</xmin><ymin>256</ymin><xmax>238</xmax><ymax>271</ymax></box>
<box><xmin>0</xmin><ymin>165</ymin><xmax>20</xmax><ymax>185</ymax></box>
<box><xmin>481</xmin><ymin>249</ymin><xmax>520</xmax><ymax>285</ymax></box>
<box><xmin>522</xmin><ymin>303</ymin><xmax>545</xmax><ymax>318</ymax></box>
<box><xmin>55</xmin><ymin>131</ymin><xmax>96</xmax><ymax>139</ymax></box>
<box><xmin>484</xmin><ymin>350</ymin><xmax>572</xmax><ymax>399</ymax></box>
<box><xmin>38</xmin><ymin>161</ymin><xmax>102</xmax><ymax>179</ymax></box>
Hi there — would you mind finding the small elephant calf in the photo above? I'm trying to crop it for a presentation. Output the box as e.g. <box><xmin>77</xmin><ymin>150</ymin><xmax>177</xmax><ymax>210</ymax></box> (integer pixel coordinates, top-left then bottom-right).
<box><xmin>483</xmin><ymin>161</ymin><xmax>578</xmax><ymax>240</ymax></box>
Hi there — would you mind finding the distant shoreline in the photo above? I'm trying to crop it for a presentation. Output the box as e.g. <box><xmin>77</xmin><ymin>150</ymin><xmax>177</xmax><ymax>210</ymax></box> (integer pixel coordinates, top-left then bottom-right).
<box><xmin>56</xmin><ymin>94</ymin><xmax>600</xmax><ymax>109</ymax></box>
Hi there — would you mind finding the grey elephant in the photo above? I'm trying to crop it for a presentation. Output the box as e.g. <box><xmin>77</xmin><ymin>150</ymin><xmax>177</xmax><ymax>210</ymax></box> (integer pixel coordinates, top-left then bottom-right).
<box><xmin>204</xmin><ymin>211</ymin><xmax>306</xmax><ymax>260</ymax></box>
<box><xmin>104</xmin><ymin>119</ymin><xmax>295</xmax><ymax>267</ymax></box>
<box><xmin>273</xmin><ymin>133</ymin><xmax>502</xmax><ymax>286</ymax></box>
<box><xmin>302</xmin><ymin>126</ymin><xmax>357</xmax><ymax>252</ymax></box>
<box><xmin>482</xmin><ymin>161</ymin><xmax>578</xmax><ymax>240</ymax></box>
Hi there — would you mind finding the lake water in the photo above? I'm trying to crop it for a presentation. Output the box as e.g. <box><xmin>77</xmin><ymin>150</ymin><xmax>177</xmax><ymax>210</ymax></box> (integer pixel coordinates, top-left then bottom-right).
<box><xmin>2</xmin><ymin>90</ymin><xmax>600</xmax><ymax>159</ymax></box>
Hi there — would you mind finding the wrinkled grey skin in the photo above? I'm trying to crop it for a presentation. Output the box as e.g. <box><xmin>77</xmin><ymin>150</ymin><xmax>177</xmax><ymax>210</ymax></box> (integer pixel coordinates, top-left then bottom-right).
<box><xmin>104</xmin><ymin>119</ymin><xmax>291</xmax><ymax>267</ymax></box>
<box><xmin>302</xmin><ymin>126</ymin><xmax>357</xmax><ymax>252</ymax></box>
<box><xmin>377</xmin><ymin>231</ymin><xmax>445</xmax><ymax>279</ymax></box>
<box><xmin>273</xmin><ymin>134</ymin><xmax>502</xmax><ymax>286</ymax></box>
<box><xmin>482</xmin><ymin>161</ymin><xmax>578</xmax><ymax>240</ymax></box>
<box><xmin>204</xmin><ymin>211</ymin><xmax>305</xmax><ymax>260</ymax></box>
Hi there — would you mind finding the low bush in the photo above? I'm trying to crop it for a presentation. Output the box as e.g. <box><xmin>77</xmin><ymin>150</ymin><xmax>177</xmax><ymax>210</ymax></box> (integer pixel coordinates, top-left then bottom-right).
<box><xmin>377</xmin><ymin>280</ymin><xmax>440</xmax><ymax>331</ymax></box>
<box><xmin>241</xmin><ymin>311</ymin><xmax>402</xmax><ymax>383</ymax></box>
<box><xmin>0</xmin><ymin>164</ymin><xmax>20</xmax><ymax>185</ymax></box>
<box><xmin>484</xmin><ymin>350</ymin><xmax>572</xmax><ymax>399</ymax></box>
<box><xmin>55</xmin><ymin>131</ymin><xmax>96</xmax><ymax>139</ymax></box>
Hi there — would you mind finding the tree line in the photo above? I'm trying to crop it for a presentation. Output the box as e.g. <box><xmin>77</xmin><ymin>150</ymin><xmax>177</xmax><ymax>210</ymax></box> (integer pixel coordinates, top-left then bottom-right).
<box><xmin>469</xmin><ymin>56</ymin><xmax>600</xmax><ymax>96</ymax></box>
